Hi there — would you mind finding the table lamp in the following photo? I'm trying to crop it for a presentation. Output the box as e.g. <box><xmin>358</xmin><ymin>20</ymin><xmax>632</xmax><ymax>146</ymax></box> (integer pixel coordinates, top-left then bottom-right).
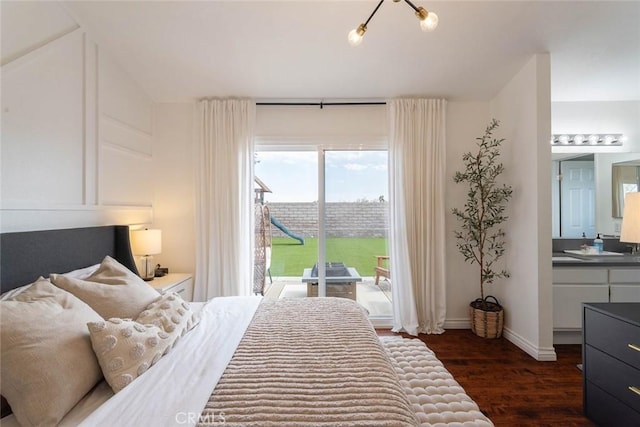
<box><xmin>131</xmin><ymin>229</ymin><xmax>162</xmax><ymax>280</ymax></box>
<box><xmin>620</xmin><ymin>192</ymin><xmax>640</xmax><ymax>255</ymax></box>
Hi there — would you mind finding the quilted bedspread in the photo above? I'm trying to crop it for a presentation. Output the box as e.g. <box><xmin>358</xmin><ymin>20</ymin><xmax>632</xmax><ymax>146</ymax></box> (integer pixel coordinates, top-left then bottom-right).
<box><xmin>200</xmin><ymin>298</ymin><xmax>419</xmax><ymax>426</ymax></box>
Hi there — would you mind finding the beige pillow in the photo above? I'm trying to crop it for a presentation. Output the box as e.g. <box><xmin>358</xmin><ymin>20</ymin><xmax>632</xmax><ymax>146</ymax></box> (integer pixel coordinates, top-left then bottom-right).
<box><xmin>89</xmin><ymin>292</ymin><xmax>199</xmax><ymax>393</ymax></box>
<box><xmin>0</xmin><ymin>278</ymin><xmax>103</xmax><ymax>427</ymax></box>
<box><xmin>87</xmin><ymin>319</ymin><xmax>173</xmax><ymax>393</ymax></box>
<box><xmin>51</xmin><ymin>256</ymin><xmax>159</xmax><ymax>319</ymax></box>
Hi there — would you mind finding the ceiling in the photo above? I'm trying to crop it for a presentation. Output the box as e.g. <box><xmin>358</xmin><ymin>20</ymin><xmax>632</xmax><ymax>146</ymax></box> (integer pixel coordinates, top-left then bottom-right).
<box><xmin>62</xmin><ymin>1</ymin><xmax>640</xmax><ymax>103</ymax></box>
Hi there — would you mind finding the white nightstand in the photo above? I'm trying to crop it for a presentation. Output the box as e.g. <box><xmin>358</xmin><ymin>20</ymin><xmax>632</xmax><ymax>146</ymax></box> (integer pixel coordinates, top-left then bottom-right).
<box><xmin>148</xmin><ymin>273</ymin><xmax>194</xmax><ymax>302</ymax></box>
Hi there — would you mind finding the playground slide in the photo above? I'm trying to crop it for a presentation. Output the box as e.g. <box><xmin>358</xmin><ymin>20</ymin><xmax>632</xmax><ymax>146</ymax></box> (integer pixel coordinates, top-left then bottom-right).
<box><xmin>270</xmin><ymin>216</ymin><xmax>304</xmax><ymax>244</ymax></box>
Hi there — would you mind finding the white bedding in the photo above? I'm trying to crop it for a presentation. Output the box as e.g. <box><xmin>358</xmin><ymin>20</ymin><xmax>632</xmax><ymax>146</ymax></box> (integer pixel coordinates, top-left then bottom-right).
<box><xmin>1</xmin><ymin>297</ymin><xmax>262</xmax><ymax>427</ymax></box>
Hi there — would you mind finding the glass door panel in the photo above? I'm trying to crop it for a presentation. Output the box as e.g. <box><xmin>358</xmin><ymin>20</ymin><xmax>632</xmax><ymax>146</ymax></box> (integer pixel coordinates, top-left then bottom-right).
<box><xmin>254</xmin><ymin>148</ymin><xmax>392</xmax><ymax>321</ymax></box>
<box><xmin>323</xmin><ymin>150</ymin><xmax>391</xmax><ymax>317</ymax></box>
<box><xmin>254</xmin><ymin>150</ymin><xmax>318</xmax><ymax>298</ymax></box>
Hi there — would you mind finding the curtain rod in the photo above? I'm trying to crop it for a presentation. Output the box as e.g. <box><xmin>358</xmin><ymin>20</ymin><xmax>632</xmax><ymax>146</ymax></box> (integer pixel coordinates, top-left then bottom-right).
<box><xmin>256</xmin><ymin>101</ymin><xmax>386</xmax><ymax>109</ymax></box>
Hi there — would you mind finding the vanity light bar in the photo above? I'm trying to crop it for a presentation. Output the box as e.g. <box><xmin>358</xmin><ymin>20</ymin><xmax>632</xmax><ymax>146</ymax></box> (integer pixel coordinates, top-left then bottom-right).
<box><xmin>550</xmin><ymin>134</ymin><xmax>625</xmax><ymax>146</ymax></box>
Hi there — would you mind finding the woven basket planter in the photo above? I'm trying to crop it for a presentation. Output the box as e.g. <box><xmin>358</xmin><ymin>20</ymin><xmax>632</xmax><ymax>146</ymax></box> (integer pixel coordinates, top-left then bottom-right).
<box><xmin>469</xmin><ymin>296</ymin><xmax>504</xmax><ymax>339</ymax></box>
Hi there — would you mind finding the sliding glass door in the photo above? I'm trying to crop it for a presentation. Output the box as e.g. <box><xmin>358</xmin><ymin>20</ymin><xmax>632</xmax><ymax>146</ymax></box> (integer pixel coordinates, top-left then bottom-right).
<box><xmin>254</xmin><ymin>148</ymin><xmax>391</xmax><ymax>321</ymax></box>
<box><xmin>254</xmin><ymin>150</ymin><xmax>318</xmax><ymax>298</ymax></box>
<box><xmin>322</xmin><ymin>150</ymin><xmax>391</xmax><ymax>317</ymax></box>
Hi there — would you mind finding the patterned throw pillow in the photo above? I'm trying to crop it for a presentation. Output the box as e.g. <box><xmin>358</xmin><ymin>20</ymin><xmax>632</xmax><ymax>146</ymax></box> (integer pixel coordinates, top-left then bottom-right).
<box><xmin>87</xmin><ymin>292</ymin><xmax>199</xmax><ymax>393</ymax></box>
<box><xmin>87</xmin><ymin>319</ymin><xmax>173</xmax><ymax>393</ymax></box>
<box><xmin>136</xmin><ymin>292</ymin><xmax>199</xmax><ymax>347</ymax></box>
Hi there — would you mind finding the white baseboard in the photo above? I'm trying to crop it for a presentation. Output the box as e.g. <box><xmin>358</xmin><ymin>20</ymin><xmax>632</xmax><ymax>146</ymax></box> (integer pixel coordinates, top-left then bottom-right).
<box><xmin>369</xmin><ymin>317</ymin><xmax>394</xmax><ymax>329</ymax></box>
<box><xmin>503</xmin><ymin>327</ymin><xmax>557</xmax><ymax>361</ymax></box>
<box><xmin>384</xmin><ymin>318</ymin><xmax>559</xmax><ymax>362</ymax></box>
<box><xmin>553</xmin><ymin>330</ymin><xmax>582</xmax><ymax>345</ymax></box>
<box><xmin>443</xmin><ymin>318</ymin><xmax>471</xmax><ymax>329</ymax></box>
<box><xmin>444</xmin><ymin>319</ymin><xmax>557</xmax><ymax>361</ymax></box>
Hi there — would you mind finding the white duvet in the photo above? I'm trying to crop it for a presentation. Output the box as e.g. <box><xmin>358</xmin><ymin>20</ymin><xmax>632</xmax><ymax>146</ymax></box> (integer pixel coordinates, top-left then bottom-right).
<box><xmin>2</xmin><ymin>296</ymin><xmax>262</xmax><ymax>427</ymax></box>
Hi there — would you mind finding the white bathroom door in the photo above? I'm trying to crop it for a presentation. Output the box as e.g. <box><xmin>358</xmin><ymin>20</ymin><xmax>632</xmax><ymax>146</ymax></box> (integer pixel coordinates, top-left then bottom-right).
<box><xmin>560</xmin><ymin>161</ymin><xmax>596</xmax><ymax>238</ymax></box>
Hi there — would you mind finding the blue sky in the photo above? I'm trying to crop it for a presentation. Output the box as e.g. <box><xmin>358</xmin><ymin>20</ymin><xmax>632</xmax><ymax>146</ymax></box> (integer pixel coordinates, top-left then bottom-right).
<box><xmin>255</xmin><ymin>150</ymin><xmax>388</xmax><ymax>203</ymax></box>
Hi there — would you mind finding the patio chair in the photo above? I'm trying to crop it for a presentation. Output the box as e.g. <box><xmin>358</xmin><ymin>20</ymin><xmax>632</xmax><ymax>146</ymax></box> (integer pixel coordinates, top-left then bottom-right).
<box><xmin>374</xmin><ymin>255</ymin><xmax>390</xmax><ymax>286</ymax></box>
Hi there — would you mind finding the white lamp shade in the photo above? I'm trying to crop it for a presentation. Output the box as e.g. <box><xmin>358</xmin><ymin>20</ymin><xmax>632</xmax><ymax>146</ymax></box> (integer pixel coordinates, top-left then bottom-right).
<box><xmin>131</xmin><ymin>229</ymin><xmax>162</xmax><ymax>255</ymax></box>
<box><xmin>620</xmin><ymin>192</ymin><xmax>640</xmax><ymax>244</ymax></box>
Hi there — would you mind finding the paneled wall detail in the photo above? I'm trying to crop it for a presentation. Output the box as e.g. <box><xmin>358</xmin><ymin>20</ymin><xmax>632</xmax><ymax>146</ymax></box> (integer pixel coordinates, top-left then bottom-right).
<box><xmin>1</xmin><ymin>2</ymin><xmax>153</xmax><ymax>232</ymax></box>
<box><xmin>98</xmin><ymin>52</ymin><xmax>153</xmax><ymax>207</ymax></box>
<box><xmin>2</xmin><ymin>29</ymin><xmax>85</xmax><ymax>207</ymax></box>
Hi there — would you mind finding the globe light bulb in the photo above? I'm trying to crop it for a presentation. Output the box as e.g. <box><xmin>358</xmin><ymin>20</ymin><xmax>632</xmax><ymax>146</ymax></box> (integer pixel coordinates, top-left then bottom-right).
<box><xmin>420</xmin><ymin>11</ymin><xmax>439</xmax><ymax>32</ymax></box>
<box><xmin>603</xmin><ymin>135</ymin><xmax>615</xmax><ymax>145</ymax></box>
<box><xmin>348</xmin><ymin>24</ymin><xmax>366</xmax><ymax>47</ymax></box>
<box><xmin>559</xmin><ymin>135</ymin><xmax>570</xmax><ymax>145</ymax></box>
<box><xmin>588</xmin><ymin>134</ymin><xmax>600</xmax><ymax>145</ymax></box>
<box><xmin>573</xmin><ymin>134</ymin><xmax>584</xmax><ymax>145</ymax></box>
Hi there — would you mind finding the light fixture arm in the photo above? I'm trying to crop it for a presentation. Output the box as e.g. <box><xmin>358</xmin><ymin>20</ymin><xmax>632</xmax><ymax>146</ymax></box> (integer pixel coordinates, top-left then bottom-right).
<box><xmin>363</xmin><ymin>0</ymin><xmax>385</xmax><ymax>27</ymax></box>
<box><xmin>402</xmin><ymin>0</ymin><xmax>422</xmax><ymax>14</ymax></box>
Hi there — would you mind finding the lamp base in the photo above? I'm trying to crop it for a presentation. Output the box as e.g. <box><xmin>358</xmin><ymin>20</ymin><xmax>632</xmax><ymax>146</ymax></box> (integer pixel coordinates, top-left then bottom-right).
<box><xmin>139</xmin><ymin>255</ymin><xmax>155</xmax><ymax>281</ymax></box>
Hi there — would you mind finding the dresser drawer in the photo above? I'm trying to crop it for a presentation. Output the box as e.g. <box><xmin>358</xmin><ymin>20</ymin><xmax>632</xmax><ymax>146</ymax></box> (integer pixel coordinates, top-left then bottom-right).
<box><xmin>584</xmin><ymin>308</ymin><xmax>640</xmax><ymax>368</ymax></box>
<box><xmin>585</xmin><ymin>345</ymin><xmax>640</xmax><ymax>412</ymax></box>
<box><xmin>585</xmin><ymin>381</ymin><xmax>640</xmax><ymax>427</ymax></box>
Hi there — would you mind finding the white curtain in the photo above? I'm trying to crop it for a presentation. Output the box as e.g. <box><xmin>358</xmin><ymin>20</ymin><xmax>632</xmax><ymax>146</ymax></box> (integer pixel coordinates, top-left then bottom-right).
<box><xmin>388</xmin><ymin>98</ymin><xmax>447</xmax><ymax>335</ymax></box>
<box><xmin>194</xmin><ymin>98</ymin><xmax>255</xmax><ymax>300</ymax></box>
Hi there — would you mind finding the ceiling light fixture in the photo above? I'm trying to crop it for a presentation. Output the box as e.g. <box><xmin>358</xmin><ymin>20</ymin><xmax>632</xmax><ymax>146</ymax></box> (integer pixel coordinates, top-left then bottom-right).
<box><xmin>348</xmin><ymin>0</ymin><xmax>439</xmax><ymax>47</ymax></box>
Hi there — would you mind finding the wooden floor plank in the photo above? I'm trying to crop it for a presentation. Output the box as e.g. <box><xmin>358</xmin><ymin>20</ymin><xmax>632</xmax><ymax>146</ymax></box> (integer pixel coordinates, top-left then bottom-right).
<box><xmin>377</xmin><ymin>329</ymin><xmax>595</xmax><ymax>426</ymax></box>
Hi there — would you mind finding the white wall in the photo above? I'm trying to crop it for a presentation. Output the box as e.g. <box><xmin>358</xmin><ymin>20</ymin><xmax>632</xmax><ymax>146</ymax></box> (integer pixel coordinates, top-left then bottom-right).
<box><xmin>1</xmin><ymin>1</ymin><xmax>153</xmax><ymax>233</ymax></box>
<box><xmin>552</xmin><ymin>101</ymin><xmax>640</xmax><ymax>235</ymax></box>
<box><xmin>152</xmin><ymin>103</ymin><xmax>196</xmax><ymax>275</ymax></box>
<box><xmin>490</xmin><ymin>54</ymin><xmax>556</xmax><ymax>361</ymax></box>
<box><xmin>444</xmin><ymin>102</ymin><xmax>491</xmax><ymax>327</ymax></box>
<box><xmin>255</xmin><ymin>104</ymin><xmax>388</xmax><ymax>145</ymax></box>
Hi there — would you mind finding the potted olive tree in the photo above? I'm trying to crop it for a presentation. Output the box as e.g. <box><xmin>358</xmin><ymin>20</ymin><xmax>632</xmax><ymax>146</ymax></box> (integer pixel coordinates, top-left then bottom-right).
<box><xmin>452</xmin><ymin>119</ymin><xmax>513</xmax><ymax>338</ymax></box>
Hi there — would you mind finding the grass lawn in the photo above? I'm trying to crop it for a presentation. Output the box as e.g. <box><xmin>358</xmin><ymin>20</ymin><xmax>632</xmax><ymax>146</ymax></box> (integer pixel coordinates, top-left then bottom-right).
<box><xmin>269</xmin><ymin>237</ymin><xmax>388</xmax><ymax>277</ymax></box>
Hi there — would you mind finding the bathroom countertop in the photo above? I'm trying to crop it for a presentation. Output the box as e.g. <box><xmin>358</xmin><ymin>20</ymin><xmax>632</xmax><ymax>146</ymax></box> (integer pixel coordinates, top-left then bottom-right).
<box><xmin>552</xmin><ymin>252</ymin><xmax>640</xmax><ymax>267</ymax></box>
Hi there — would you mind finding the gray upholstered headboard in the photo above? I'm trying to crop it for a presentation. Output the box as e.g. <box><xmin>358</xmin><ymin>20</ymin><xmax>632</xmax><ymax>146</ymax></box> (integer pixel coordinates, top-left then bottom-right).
<box><xmin>0</xmin><ymin>225</ymin><xmax>139</xmax><ymax>293</ymax></box>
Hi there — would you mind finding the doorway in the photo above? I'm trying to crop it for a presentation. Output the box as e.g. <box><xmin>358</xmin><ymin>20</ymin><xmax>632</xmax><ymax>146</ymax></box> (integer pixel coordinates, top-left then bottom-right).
<box><xmin>254</xmin><ymin>148</ymin><xmax>392</xmax><ymax>320</ymax></box>
<box><xmin>553</xmin><ymin>157</ymin><xmax>596</xmax><ymax>238</ymax></box>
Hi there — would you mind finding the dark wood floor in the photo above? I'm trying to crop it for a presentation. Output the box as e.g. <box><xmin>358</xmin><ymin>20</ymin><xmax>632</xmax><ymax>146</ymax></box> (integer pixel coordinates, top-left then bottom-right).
<box><xmin>378</xmin><ymin>329</ymin><xmax>595</xmax><ymax>427</ymax></box>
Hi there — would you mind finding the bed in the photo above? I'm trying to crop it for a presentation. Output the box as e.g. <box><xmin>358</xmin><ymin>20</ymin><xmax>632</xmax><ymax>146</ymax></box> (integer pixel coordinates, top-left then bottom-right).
<box><xmin>0</xmin><ymin>225</ymin><xmax>492</xmax><ymax>427</ymax></box>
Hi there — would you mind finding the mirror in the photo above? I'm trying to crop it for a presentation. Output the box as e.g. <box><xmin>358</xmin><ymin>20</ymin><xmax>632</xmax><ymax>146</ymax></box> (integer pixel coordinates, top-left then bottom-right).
<box><xmin>612</xmin><ymin>162</ymin><xmax>640</xmax><ymax>217</ymax></box>
<box><xmin>552</xmin><ymin>153</ymin><xmax>640</xmax><ymax>237</ymax></box>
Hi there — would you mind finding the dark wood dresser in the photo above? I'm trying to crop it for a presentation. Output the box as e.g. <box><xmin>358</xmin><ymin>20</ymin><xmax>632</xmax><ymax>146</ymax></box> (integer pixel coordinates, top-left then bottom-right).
<box><xmin>582</xmin><ymin>303</ymin><xmax>640</xmax><ymax>426</ymax></box>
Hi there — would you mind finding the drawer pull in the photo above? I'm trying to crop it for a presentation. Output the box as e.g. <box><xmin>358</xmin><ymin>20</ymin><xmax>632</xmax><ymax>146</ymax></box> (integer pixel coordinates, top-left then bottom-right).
<box><xmin>629</xmin><ymin>344</ymin><xmax>640</xmax><ymax>353</ymax></box>
<box><xmin>630</xmin><ymin>386</ymin><xmax>640</xmax><ymax>397</ymax></box>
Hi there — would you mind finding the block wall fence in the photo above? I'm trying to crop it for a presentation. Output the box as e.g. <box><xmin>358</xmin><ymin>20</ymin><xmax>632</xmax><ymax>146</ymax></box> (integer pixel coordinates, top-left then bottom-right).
<box><xmin>266</xmin><ymin>202</ymin><xmax>389</xmax><ymax>238</ymax></box>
